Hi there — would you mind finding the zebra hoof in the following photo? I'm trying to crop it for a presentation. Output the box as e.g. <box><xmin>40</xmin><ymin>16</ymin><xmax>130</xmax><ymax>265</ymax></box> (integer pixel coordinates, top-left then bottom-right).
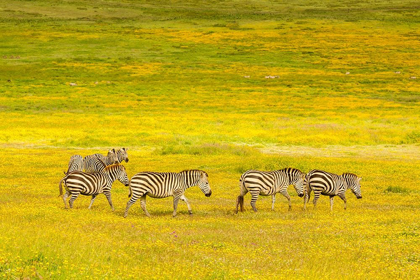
<box><xmin>188</xmin><ymin>211</ymin><xmax>193</xmax><ymax>215</ymax></box>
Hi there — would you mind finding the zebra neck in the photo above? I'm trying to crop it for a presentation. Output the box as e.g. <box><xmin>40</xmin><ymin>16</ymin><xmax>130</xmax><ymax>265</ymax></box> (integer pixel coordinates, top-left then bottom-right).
<box><xmin>338</xmin><ymin>178</ymin><xmax>348</xmax><ymax>193</ymax></box>
<box><xmin>105</xmin><ymin>169</ymin><xmax>117</xmax><ymax>184</ymax></box>
<box><xmin>182</xmin><ymin>174</ymin><xmax>199</xmax><ymax>189</ymax></box>
<box><xmin>117</xmin><ymin>151</ymin><xmax>123</xmax><ymax>163</ymax></box>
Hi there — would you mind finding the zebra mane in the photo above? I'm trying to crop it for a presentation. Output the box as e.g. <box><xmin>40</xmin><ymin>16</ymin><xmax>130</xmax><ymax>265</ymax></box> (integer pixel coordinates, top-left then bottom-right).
<box><xmin>104</xmin><ymin>163</ymin><xmax>124</xmax><ymax>171</ymax></box>
<box><xmin>280</xmin><ymin>167</ymin><xmax>304</xmax><ymax>174</ymax></box>
<box><xmin>342</xmin><ymin>172</ymin><xmax>358</xmax><ymax>178</ymax></box>
<box><xmin>180</xmin><ymin>169</ymin><xmax>207</xmax><ymax>176</ymax></box>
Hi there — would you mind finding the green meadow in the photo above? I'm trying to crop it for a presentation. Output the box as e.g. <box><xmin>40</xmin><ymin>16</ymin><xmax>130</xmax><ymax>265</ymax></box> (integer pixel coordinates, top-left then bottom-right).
<box><xmin>0</xmin><ymin>0</ymin><xmax>419</xmax><ymax>279</ymax></box>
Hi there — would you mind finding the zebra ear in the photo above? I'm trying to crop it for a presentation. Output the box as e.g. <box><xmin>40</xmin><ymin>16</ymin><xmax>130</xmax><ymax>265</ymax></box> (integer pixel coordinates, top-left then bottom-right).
<box><xmin>358</xmin><ymin>177</ymin><xmax>362</xmax><ymax>182</ymax></box>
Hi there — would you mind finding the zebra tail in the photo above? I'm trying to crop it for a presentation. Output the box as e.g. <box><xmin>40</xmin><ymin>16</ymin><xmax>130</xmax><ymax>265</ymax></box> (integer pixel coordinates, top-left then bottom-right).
<box><xmin>237</xmin><ymin>195</ymin><xmax>244</xmax><ymax>212</ymax></box>
<box><xmin>58</xmin><ymin>178</ymin><xmax>64</xmax><ymax>197</ymax></box>
<box><xmin>128</xmin><ymin>186</ymin><xmax>132</xmax><ymax>198</ymax></box>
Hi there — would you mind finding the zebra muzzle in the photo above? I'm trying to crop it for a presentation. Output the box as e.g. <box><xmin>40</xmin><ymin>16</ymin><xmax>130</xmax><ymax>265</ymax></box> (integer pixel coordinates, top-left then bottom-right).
<box><xmin>205</xmin><ymin>191</ymin><xmax>212</xmax><ymax>197</ymax></box>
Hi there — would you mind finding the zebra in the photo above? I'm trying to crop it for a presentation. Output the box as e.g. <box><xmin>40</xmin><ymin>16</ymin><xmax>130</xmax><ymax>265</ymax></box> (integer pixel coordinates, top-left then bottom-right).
<box><xmin>116</xmin><ymin>148</ymin><xmax>129</xmax><ymax>163</ymax></box>
<box><xmin>83</xmin><ymin>149</ymin><xmax>119</xmax><ymax>173</ymax></box>
<box><xmin>66</xmin><ymin>155</ymin><xmax>84</xmax><ymax>174</ymax></box>
<box><xmin>59</xmin><ymin>164</ymin><xmax>129</xmax><ymax>210</ymax></box>
<box><xmin>303</xmin><ymin>169</ymin><xmax>362</xmax><ymax>211</ymax></box>
<box><xmin>236</xmin><ymin>168</ymin><xmax>305</xmax><ymax>213</ymax></box>
<box><xmin>124</xmin><ymin>170</ymin><xmax>212</xmax><ymax>218</ymax></box>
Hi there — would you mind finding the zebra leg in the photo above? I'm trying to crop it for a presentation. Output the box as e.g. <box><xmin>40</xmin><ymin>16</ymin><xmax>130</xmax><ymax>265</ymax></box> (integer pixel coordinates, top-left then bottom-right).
<box><xmin>88</xmin><ymin>194</ymin><xmax>98</xmax><ymax>209</ymax></box>
<box><xmin>304</xmin><ymin>186</ymin><xmax>312</xmax><ymax>210</ymax></box>
<box><xmin>279</xmin><ymin>190</ymin><xmax>292</xmax><ymax>211</ymax></box>
<box><xmin>338</xmin><ymin>193</ymin><xmax>347</xmax><ymax>210</ymax></box>
<box><xmin>312</xmin><ymin>191</ymin><xmax>321</xmax><ymax>209</ymax></box>
<box><xmin>104</xmin><ymin>192</ymin><xmax>115</xmax><ymax>211</ymax></box>
<box><xmin>250</xmin><ymin>191</ymin><xmax>259</xmax><ymax>212</ymax></box>
<box><xmin>68</xmin><ymin>192</ymin><xmax>80</xmax><ymax>208</ymax></box>
<box><xmin>271</xmin><ymin>194</ymin><xmax>276</xmax><ymax>211</ymax></box>
<box><xmin>124</xmin><ymin>196</ymin><xmax>139</xmax><ymax>218</ymax></box>
<box><xmin>140</xmin><ymin>196</ymin><xmax>151</xmax><ymax>217</ymax></box>
<box><xmin>330</xmin><ymin>196</ymin><xmax>334</xmax><ymax>211</ymax></box>
<box><xmin>180</xmin><ymin>194</ymin><xmax>193</xmax><ymax>215</ymax></box>
<box><xmin>235</xmin><ymin>189</ymin><xmax>248</xmax><ymax>214</ymax></box>
<box><xmin>173</xmin><ymin>193</ymin><xmax>182</xmax><ymax>217</ymax></box>
<box><xmin>62</xmin><ymin>191</ymin><xmax>69</xmax><ymax>209</ymax></box>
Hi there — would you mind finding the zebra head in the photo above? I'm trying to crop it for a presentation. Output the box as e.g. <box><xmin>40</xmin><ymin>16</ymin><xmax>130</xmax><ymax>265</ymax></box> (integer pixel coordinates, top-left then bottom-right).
<box><xmin>293</xmin><ymin>173</ymin><xmax>306</xmax><ymax>198</ymax></box>
<box><xmin>107</xmin><ymin>149</ymin><xmax>119</xmax><ymax>165</ymax></box>
<box><xmin>342</xmin><ymin>173</ymin><xmax>362</xmax><ymax>199</ymax></box>
<box><xmin>199</xmin><ymin>171</ymin><xmax>212</xmax><ymax>197</ymax></box>
<box><xmin>118</xmin><ymin>147</ymin><xmax>129</xmax><ymax>163</ymax></box>
<box><xmin>112</xmin><ymin>164</ymin><xmax>129</xmax><ymax>187</ymax></box>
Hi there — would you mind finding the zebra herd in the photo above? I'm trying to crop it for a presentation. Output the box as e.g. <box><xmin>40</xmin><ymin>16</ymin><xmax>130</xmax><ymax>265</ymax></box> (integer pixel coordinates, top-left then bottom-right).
<box><xmin>58</xmin><ymin>148</ymin><xmax>363</xmax><ymax>217</ymax></box>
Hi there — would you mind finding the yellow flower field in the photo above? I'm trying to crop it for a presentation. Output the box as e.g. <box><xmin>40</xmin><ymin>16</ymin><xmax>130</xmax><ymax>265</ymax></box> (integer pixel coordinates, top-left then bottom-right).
<box><xmin>0</xmin><ymin>0</ymin><xmax>419</xmax><ymax>279</ymax></box>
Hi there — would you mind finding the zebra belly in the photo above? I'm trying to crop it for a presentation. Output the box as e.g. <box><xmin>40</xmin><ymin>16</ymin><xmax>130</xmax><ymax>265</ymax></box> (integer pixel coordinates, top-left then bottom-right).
<box><xmin>147</xmin><ymin>192</ymin><xmax>173</xmax><ymax>198</ymax></box>
<box><xmin>259</xmin><ymin>189</ymin><xmax>276</xmax><ymax>196</ymax></box>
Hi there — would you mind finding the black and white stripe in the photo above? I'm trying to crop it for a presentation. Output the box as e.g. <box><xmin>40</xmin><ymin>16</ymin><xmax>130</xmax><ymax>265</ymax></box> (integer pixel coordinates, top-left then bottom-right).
<box><xmin>236</xmin><ymin>168</ymin><xmax>305</xmax><ymax>213</ymax></box>
<box><xmin>83</xmin><ymin>149</ymin><xmax>119</xmax><ymax>173</ymax></box>
<box><xmin>66</xmin><ymin>155</ymin><xmax>84</xmax><ymax>174</ymax></box>
<box><xmin>59</xmin><ymin>164</ymin><xmax>129</xmax><ymax>210</ymax></box>
<box><xmin>116</xmin><ymin>148</ymin><xmax>129</xmax><ymax>163</ymax></box>
<box><xmin>304</xmin><ymin>169</ymin><xmax>362</xmax><ymax>210</ymax></box>
<box><xmin>124</xmin><ymin>170</ymin><xmax>212</xmax><ymax>217</ymax></box>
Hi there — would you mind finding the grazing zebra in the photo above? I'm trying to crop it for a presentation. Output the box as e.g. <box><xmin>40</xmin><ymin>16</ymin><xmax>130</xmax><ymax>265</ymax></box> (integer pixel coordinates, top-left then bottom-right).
<box><xmin>303</xmin><ymin>169</ymin><xmax>362</xmax><ymax>210</ymax></box>
<box><xmin>124</xmin><ymin>170</ymin><xmax>212</xmax><ymax>217</ymax></box>
<box><xmin>83</xmin><ymin>149</ymin><xmax>119</xmax><ymax>173</ymax></box>
<box><xmin>66</xmin><ymin>155</ymin><xmax>84</xmax><ymax>174</ymax></box>
<box><xmin>236</xmin><ymin>168</ymin><xmax>305</xmax><ymax>213</ymax></box>
<box><xmin>116</xmin><ymin>148</ymin><xmax>129</xmax><ymax>163</ymax></box>
<box><xmin>59</xmin><ymin>164</ymin><xmax>129</xmax><ymax>210</ymax></box>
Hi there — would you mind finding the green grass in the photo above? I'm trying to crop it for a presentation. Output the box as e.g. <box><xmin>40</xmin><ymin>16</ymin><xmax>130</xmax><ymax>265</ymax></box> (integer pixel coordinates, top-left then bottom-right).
<box><xmin>0</xmin><ymin>0</ymin><xmax>419</xmax><ymax>279</ymax></box>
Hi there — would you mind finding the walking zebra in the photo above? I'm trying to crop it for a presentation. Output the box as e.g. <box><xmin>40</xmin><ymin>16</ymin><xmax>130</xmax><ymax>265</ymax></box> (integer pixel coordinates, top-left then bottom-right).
<box><xmin>236</xmin><ymin>168</ymin><xmax>305</xmax><ymax>213</ymax></box>
<box><xmin>124</xmin><ymin>170</ymin><xmax>212</xmax><ymax>217</ymax></box>
<box><xmin>83</xmin><ymin>149</ymin><xmax>119</xmax><ymax>173</ymax></box>
<box><xmin>59</xmin><ymin>164</ymin><xmax>129</xmax><ymax>210</ymax></box>
<box><xmin>303</xmin><ymin>169</ymin><xmax>362</xmax><ymax>210</ymax></box>
<box><xmin>116</xmin><ymin>148</ymin><xmax>129</xmax><ymax>163</ymax></box>
<box><xmin>66</xmin><ymin>155</ymin><xmax>84</xmax><ymax>174</ymax></box>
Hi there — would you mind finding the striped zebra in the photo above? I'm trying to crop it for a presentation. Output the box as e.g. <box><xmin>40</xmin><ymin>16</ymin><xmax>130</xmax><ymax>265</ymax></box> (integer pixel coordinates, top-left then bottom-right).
<box><xmin>236</xmin><ymin>168</ymin><xmax>305</xmax><ymax>213</ymax></box>
<box><xmin>66</xmin><ymin>155</ymin><xmax>84</xmax><ymax>174</ymax></box>
<box><xmin>83</xmin><ymin>149</ymin><xmax>119</xmax><ymax>173</ymax></box>
<box><xmin>303</xmin><ymin>169</ymin><xmax>362</xmax><ymax>210</ymax></box>
<box><xmin>59</xmin><ymin>164</ymin><xmax>129</xmax><ymax>210</ymax></box>
<box><xmin>116</xmin><ymin>148</ymin><xmax>129</xmax><ymax>163</ymax></box>
<box><xmin>124</xmin><ymin>170</ymin><xmax>212</xmax><ymax>218</ymax></box>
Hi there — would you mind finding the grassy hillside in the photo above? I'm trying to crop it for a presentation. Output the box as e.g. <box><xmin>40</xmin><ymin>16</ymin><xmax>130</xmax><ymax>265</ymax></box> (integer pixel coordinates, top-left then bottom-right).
<box><xmin>0</xmin><ymin>0</ymin><xmax>419</xmax><ymax>279</ymax></box>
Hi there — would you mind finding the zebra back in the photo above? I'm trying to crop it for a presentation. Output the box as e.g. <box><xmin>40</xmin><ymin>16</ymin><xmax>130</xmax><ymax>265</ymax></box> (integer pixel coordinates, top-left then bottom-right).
<box><xmin>83</xmin><ymin>154</ymin><xmax>107</xmax><ymax>173</ymax></box>
<box><xmin>67</xmin><ymin>155</ymin><xmax>83</xmax><ymax>174</ymax></box>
